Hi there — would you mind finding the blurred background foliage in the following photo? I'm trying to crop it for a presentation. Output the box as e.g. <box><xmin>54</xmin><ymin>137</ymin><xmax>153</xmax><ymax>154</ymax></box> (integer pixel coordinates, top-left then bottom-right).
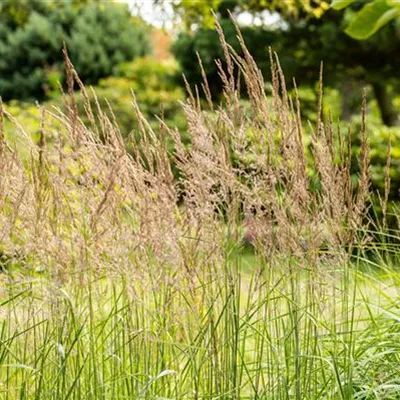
<box><xmin>77</xmin><ymin>56</ymin><xmax>186</xmax><ymax>136</ymax></box>
<box><xmin>0</xmin><ymin>0</ymin><xmax>150</xmax><ymax>101</ymax></box>
<box><xmin>1</xmin><ymin>0</ymin><xmax>399</xmax><ymax>204</ymax></box>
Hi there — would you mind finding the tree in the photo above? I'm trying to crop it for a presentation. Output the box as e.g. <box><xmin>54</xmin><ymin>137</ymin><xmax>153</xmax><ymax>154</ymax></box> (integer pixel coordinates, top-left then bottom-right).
<box><xmin>68</xmin><ymin>4</ymin><xmax>150</xmax><ymax>85</ymax></box>
<box><xmin>168</xmin><ymin>0</ymin><xmax>400</xmax><ymax>126</ymax></box>
<box><xmin>159</xmin><ymin>0</ymin><xmax>330</xmax><ymax>29</ymax></box>
<box><xmin>329</xmin><ymin>0</ymin><xmax>400</xmax><ymax>126</ymax></box>
<box><xmin>171</xmin><ymin>20</ymin><xmax>278</xmax><ymax>98</ymax></box>
<box><xmin>0</xmin><ymin>1</ymin><xmax>151</xmax><ymax>102</ymax></box>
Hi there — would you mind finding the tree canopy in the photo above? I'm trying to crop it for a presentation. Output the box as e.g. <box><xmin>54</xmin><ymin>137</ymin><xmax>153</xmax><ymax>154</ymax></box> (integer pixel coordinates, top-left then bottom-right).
<box><xmin>161</xmin><ymin>0</ymin><xmax>330</xmax><ymax>29</ymax></box>
<box><xmin>0</xmin><ymin>0</ymin><xmax>151</xmax><ymax>101</ymax></box>
<box><xmin>168</xmin><ymin>0</ymin><xmax>400</xmax><ymax>126</ymax></box>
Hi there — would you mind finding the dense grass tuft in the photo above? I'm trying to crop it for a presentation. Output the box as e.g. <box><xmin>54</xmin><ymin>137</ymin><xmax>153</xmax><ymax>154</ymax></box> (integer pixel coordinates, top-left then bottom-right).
<box><xmin>1</xmin><ymin>19</ymin><xmax>399</xmax><ymax>399</ymax></box>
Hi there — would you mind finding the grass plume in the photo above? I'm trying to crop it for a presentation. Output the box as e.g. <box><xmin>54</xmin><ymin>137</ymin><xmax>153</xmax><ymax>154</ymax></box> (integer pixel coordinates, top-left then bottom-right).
<box><xmin>0</xmin><ymin>19</ymin><xmax>399</xmax><ymax>399</ymax></box>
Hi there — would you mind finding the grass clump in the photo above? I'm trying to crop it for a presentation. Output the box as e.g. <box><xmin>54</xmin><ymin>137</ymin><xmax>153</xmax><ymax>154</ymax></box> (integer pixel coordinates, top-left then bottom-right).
<box><xmin>0</xmin><ymin>19</ymin><xmax>399</xmax><ymax>399</ymax></box>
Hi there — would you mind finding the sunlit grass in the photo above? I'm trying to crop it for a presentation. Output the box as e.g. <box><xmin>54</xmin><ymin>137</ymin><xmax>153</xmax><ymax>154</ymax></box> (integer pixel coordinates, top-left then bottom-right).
<box><xmin>2</xmin><ymin>250</ymin><xmax>400</xmax><ymax>399</ymax></box>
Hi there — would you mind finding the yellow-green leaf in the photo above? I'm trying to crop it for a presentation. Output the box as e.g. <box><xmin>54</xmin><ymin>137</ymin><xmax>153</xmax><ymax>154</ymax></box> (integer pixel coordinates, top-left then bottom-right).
<box><xmin>345</xmin><ymin>0</ymin><xmax>400</xmax><ymax>40</ymax></box>
<box><xmin>388</xmin><ymin>0</ymin><xmax>400</xmax><ymax>9</ymax></box>
<box><xmin>331</xmin><ymin>0</ymin><xmax>354</xmax><ymax>10</ymax></box>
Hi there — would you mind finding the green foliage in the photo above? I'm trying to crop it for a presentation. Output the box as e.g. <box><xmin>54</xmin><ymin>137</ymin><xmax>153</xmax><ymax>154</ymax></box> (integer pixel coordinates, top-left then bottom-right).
<box><xmin>4</xmin><ymin>57</ymin><xmax>186</xmax><ymax>147</ymax></box>
<box><xmin>164</xmin><ymin>0</ymin><xmax>331</xmax><ymax>29</ymax></box>
<box><xmin>115</xmin><ymin>57</ymin><xmax>184</xmax><ymax>120</ymax></box>
<box><xmin>0</xmin><ymin>0</ymin><xmax>50</xmax><ymax>28</ymax></box>
<box><xmin>296</xmin><ymin>88</ymin><xmax>399</xmax><ymax>202</ymax></box>
<box><xmin>332</xmin><ymin>0</ymin><xmax>400</xmax><ymax>40</ymax></box>
<box><xmin>0</xmin><ymin>11</ymin><xmax>64</xmax><ymax>100</ymax></box>
<box><xmin>3</xmin><ymin>101</ymin><xmax>41</xmax><ymax>142</ymax></box>
<box><xmin>68</xmin><ymin>5</ymin><xmax>150</xmax><ymax>85</ymax></box>
<box><xmin>351</xmin><ymin>113</ymin><xmax>400</xmax><ymax>199</ymax></box>
<box><xmin>0</xmin><ymin>1</ymin><xmax>151</xmax><ymax>102</ymax></box>
<box><xmin>280</xmin><ymin>87</ymin><xmax>399</xmax><ymax>202</ymax></box>
<box><xmin>172</xmin><ymin>9</ymin><xmax>400</xmax><ymax>126</ymax></box>
<box><xmin>171</xmin><ymin>0</ymin><xmax>223</xmax><ymax>29</ymax></box>
<box><xmin>91</xmin><ymin>57</ymin><xmax>186</xmax><ymax>135</ymax></box>
<box><xmin>3</xmin><ymin>56</ymin><xmax>186</xmax><ymax>152</ymax></box>
<box><xmin>331</xmin><ymin>0</ymin><xmax>354</xmax><ymax>10</ymax></box>
<box><xmin>172</xmin><ymin>20</ymin><xmax>277</xmax><ymax>98</ymax></box>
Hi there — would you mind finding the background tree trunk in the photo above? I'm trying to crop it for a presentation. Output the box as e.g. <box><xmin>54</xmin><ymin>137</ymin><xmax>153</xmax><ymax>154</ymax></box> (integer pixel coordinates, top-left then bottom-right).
<box><xmin>341</xmin><ymin>79</ymin><xmax>359</xmax><ymax>122</ymax></box>
<box><xmin>372</xmin><ymin>82</ymin><xmax>400</xmax><ymax>127</ymax></box>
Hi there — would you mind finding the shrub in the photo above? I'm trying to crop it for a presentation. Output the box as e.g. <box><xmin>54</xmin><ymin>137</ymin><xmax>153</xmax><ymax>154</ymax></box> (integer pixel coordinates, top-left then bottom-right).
<box><xmin>0</xmin><ymin>2</ymin><xmax>151</xmax><ymax>101</ymax></box>
<box><xmin>69</xmin><ymin>57</ymin><xmax>187</xmax><ymax>140</ymax></box>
